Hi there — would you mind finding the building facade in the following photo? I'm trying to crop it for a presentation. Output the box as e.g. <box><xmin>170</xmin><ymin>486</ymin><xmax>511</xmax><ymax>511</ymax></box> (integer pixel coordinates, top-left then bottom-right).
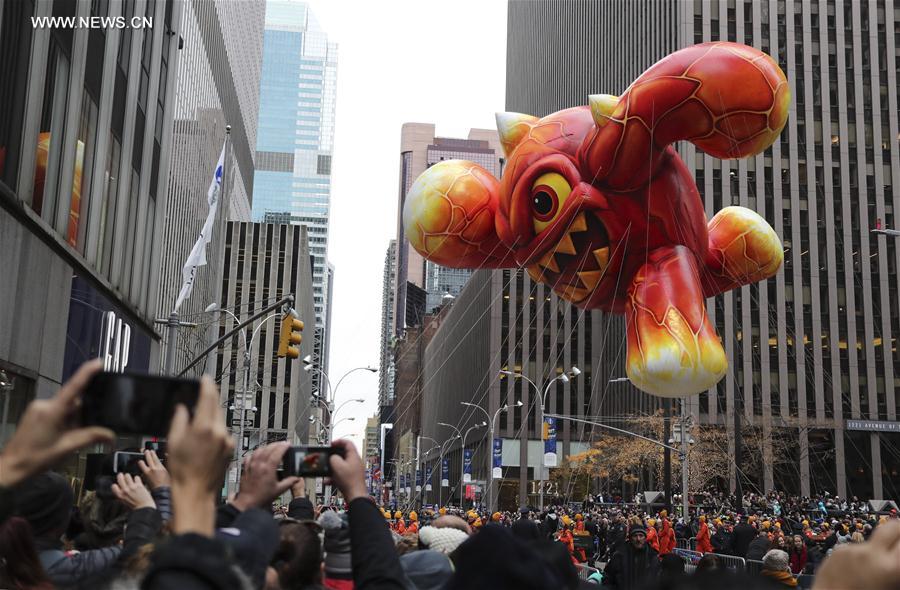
<box><xmin>253</xmin><ymin>0</ymin><xmax>338</xmax><ymax>378</ymax></box>
<box><xmin>156</xmin><ymin>0</ymin><xmax>265</xmax><ymax>376</ymax></box>
<box><xmin>378</xmin><ymin>240</ymin><xmax>397</xmax><ymax>407</ymax></box>
<box><xmin>214</xmin><ymin>221</ymin><xmax>317</xmax><ymax>469</ymax></box>
<box><xmin>0</xmin><ymin>0</ymin><xmax>181</xmax><ymax>452</ymax></box>
<box><xmin>393</xmin><ymin>126</ymin><xmax>504</xmax><ymax>336</ymax></box>
<box><xmin>506</xmin><ymin>0</ymin><xmax>900</xmax><ymax>500</ymax></box>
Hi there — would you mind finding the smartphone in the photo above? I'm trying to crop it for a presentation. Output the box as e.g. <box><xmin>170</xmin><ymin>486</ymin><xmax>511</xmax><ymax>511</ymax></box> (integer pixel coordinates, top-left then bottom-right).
<box><xmin>279</xmin><ymin>446</ymin><xmax>343</xmax><ymax>479</ymax></box>
<box><xmin>81</xmin><ymin>372</ymin><xmax>200</xmax><ymax>436</ymax></box>
<box><xmin>113</xmin><ymin>451</ymin><xmax>145</xmax><ymax>475</ymax></box>
<box><xmin>144</xmin><ymin>440</ymin><xmax>167</xmax><ymax>457</ymax></box>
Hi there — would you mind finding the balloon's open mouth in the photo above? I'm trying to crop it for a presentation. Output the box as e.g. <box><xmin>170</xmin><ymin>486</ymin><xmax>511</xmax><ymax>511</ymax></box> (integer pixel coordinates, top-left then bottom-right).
<box><xmin>526</xmin><ymin>210</ymin><xmax>610</xmax><ymax>303</ymax></box>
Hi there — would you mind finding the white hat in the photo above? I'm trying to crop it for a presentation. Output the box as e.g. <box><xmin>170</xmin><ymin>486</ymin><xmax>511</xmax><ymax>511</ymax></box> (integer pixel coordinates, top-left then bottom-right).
<box><xmin>418</xmin><ymin>526</ymin><xmax>469</xmax><ymax>555</ymax></box>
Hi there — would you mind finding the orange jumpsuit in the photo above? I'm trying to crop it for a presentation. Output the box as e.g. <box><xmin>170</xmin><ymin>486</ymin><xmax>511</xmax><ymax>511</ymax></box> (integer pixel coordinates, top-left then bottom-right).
<box><xmin>696</xmin><ymin>521</ymin><xmax>713</xmax><ymax>553</ymax></box>
<box><xmin>394</xmin><ymin>519</ymin><xmax>407</xmax><ymax>534</ymax></box>
<box><xmin>659</xmin><ymin>519</ymin><xmax>676</xmax><ymax>555</ymax></box>
<box><xmin>558</xmin><ymin>529</ymin><xmax>579</xmax><ymax>564</ymax></box>
<box><xmin>646</xmin><ymin>525</ymin><xmax>660</xmax><ymax>552</ymax></box>
<box><xmin>406</xmin><ymin>521</ymin><xmax>419</xmax><ymax>534</ymax></box>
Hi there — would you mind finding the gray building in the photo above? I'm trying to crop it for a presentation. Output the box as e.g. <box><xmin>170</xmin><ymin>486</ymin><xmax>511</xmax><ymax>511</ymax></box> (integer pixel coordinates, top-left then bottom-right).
<box><xmin>214</xmin><ymin>221</ymin><xmax>317</xmax><ymax>468</ymax></box>
<box><xmin>378</xmin><ymin>240</ymin><xmax>397</xmax><ymax>408</ymax></box>
<box><xmin>506</xmin><ymin>0</ymin><xmax>900</xmax><ymax>500</ymax></box>
<box><xmin>0</xmin><ymin>0</ymin><xmax>180</xmax><ymax>451</ymax></box>
<box><xmin>155</xmin><ymin>0</ymin><xmax>265</xmax><ymax>376</ymax></box>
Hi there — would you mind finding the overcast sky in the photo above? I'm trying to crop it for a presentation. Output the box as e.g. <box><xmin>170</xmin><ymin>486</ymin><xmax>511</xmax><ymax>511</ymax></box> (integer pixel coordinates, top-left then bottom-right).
<box><xmin>305</xmin><ymin>0</ymin><xmax>509</xmax><ymax>448</ymax></box>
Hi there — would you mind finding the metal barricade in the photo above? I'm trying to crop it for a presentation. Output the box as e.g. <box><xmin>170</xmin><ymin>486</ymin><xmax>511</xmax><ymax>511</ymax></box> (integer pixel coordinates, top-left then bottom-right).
<box><xmin>706</xmin><ymin>552</ymin><xmax>746</xmax><ymax>572</ymax></box>
<box><xmin>577</xmin><ymin>564</ymin><xmax>601</xmax><ymax>583</ymax></box>
<box><xmin>745</xmin><ymin>559</ymin><xmax>765</xmax><ymax>576</ymax></box>
<box><xmin>675</xmin><ymin>537</ymin><xmax>696</xmax><ymax>550</ymax></box>
<box><xmin>674</xmin><ymin>548</ymin><xmax>703</xmax><ymax>573</ymax></box>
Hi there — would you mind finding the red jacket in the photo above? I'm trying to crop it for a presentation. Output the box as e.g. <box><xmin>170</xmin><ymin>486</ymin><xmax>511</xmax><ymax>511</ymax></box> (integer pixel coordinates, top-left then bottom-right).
<box><xmin>646</xmin><ymin>526</ymin><xmax>660</xmax><ymax>552</ymax></box>
<box><xmin>789</xmin><ymin>545</ymin><xmax>807</xmax><ymax>574</ymax></box>
<box><xmin>696</xmin><ymin>522</ymin><xmax>713</xmax><ymax>553</ymax></box>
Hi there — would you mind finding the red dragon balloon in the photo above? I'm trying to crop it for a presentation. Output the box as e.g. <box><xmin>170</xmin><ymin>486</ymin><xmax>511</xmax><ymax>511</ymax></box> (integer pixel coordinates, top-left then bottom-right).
<box><xmin>403</xmin><ymin>42</ymin><xmax>789</xmax><ymax>397</ymax></box>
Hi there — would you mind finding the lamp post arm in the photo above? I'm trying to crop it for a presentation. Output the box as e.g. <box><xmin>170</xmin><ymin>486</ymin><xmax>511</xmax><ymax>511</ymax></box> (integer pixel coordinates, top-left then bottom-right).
<box><xmin>544</xmin><ymin>413</ymin><xmax>680</xmax><ymax>452</ymax></box>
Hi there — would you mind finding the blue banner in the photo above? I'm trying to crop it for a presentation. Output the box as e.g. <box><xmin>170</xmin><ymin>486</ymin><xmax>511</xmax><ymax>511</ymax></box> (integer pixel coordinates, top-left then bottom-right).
<box><xmin>425</xmin><ymin>463</ymin><xmax>433</xmax><ymax>491</ymax></box>
<box><xmin>415</xmin><ymin>469</ymin><xmax>422</xmax><ymax>491</ymax></box>
<box><xmin>543</xmin><ymin>416</ymin><xmax>558</xmax><ymax>467</ymax></box>
<box><xmin>463</xmin><ymin>448</ymin><xmax>473</xmax><ymax>482</ymax></box>
<box><xmin>400</xmin><ymin>473</ymin><xmax>406</xmax><ymax>490</ymax></box>
<box><xmin>441</xmin><ymin>458</ymin><xmax>450</xmax><ymax>486</ymax></box>
<box><xmin>492</xmin><ymin>438</ymin><xmax>502</xmax><ymax>478</ymax></box>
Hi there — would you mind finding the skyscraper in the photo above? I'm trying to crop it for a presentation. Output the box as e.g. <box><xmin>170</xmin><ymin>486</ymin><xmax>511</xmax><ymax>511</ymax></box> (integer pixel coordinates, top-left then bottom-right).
<box><xmin>214</xmin><ymin>221</ymin><xmax>317</xmax><ymax>465</ymax></box>
<box><xmin>506</xmin><ymin>0</ymin><xmax>900</xmax><ymax>500</ymax></box>
<box><xmin>394</xmin><ymin>126</ymin><xmax>504</xmax><ymax>334</ymax></box>
<box><xmin>379</xmin><ymin>240</ymin><xmax>398</xmax><ymax>408</ymax></box>
<box><xmin>253</xmin><ymin>0</ymin><xmax>338</xmax><ymax>376</ymax></box>
<box><xmin>156</xmin><ymin>0</ymin><xmax>266</xmax><ymax>375</ymax></box>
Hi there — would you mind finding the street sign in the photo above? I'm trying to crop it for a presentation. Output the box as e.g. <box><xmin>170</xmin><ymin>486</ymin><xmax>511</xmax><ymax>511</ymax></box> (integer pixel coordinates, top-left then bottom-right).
<box><xmin>232</xmin><ymin>419</ymin><xmax>254</xmax><ymax>427</ymax></box>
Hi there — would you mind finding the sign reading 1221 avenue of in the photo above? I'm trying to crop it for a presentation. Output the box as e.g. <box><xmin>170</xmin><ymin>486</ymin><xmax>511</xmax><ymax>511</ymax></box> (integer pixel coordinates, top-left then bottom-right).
<box><xmin>846</xmin><ymin>420</ymin><xmax>900</xmax><ymax>433</ymax></box>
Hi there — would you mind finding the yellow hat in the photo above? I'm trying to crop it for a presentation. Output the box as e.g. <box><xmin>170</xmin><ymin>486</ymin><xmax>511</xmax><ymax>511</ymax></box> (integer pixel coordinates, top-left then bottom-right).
<box><xmin>394</xmin><ymin>511</ymin><xmax>402</xmax><ymax>519</ymax></box>
<box><xmin>562</xmin><ymin>515</ymin><xmax>572</xmax><ymax>526</ymax></box>
<box><xmin>439</xmin><ymin>507</ymin><xmax>447</xmax><ymax>516</ymax></box>
<box><xmin>748</xmin><ymin>516</ymin><xmax>757</xmax><ymax>523</ymax></box>
<box><xmin>660</xmin><ymin>509</ymin><xmax>667</xmax><ymax>518</ymax></box>
<box><xmin>648</xmin><ymin>518</ymin><xmax>656</xmax><ymax>526</ymax></box>
<box><xmin>409</xmin><ymin>511</ymin><xmax>418</xmax><ymax>521</ymax></box>
<box><xmin>384</xmin><ymin>511</ymin><xmax>391</xmax><ymax>519</ymax></box>
<box><xmin>714</xmin><ymin>518</ymin><xmax>722</xmax><ymax>526</ymax></box>
<box><xmin>802</xmin><ymin>520</ymin><xmax>809</xmax><ymax>527</ymax></box>
<box><xmin>492</xmin><ymin>512</ymin><xmax>501</xmax><ymax>521</ymax></box>
<box><xmin>576</xmin><ymin>513</ymin><xmax>583</xmax><ymax>521</ymax></box>
<box><xmin>762</xmin><ymin>521</ymin><xmax>771</xmax><ymax>529</ymax></box>
<box><xmin>699</xmin><ymin>515</ymin><xmax>706</xmax><ymax>523</ymax></box>
<box><xmin>775</xmin><ymin>522</ymin><xmax>781</xmax><ymax>528</ymax></box>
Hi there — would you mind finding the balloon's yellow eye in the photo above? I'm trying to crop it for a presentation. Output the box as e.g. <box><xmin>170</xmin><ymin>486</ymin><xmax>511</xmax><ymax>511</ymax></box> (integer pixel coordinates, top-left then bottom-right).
<box><xmin>531</xmin><ymin>173</ymin><xmax>572</xmax><ymax>233</ymax></box>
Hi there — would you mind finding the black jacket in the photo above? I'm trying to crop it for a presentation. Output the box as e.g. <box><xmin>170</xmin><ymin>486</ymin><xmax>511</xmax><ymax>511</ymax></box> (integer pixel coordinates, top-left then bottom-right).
<box><xmin>746</xmin><ymin>536</ymin><xmax>772</xmax><ymax>561</ymax></box>
<box><xmin>40</xmin><ymin>507</ymin><xmax>161</xmax><ymax>588</ymax></box>
<box><xmin>347</xmin><ymin>498</ymin><xmax>407</xmax><ymax>590</ymax></box>
<box><xmin>602</xmin><ymin>543</ymin><xmax>659</xmax><ymax>589</ymax></box>
<box><xmin>731</xmin><ymin>523</ymin><xmax>757</xmax><ymax>557</ymax></box>
<box><xmin>141</xmin><ymin>533</ymin><xmax>251</xmax><ymax>590</ymax></box>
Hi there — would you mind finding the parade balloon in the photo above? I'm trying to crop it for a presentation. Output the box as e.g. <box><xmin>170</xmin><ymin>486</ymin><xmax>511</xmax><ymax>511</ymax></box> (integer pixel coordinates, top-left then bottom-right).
<box><xmin>403</xmin><ymin>42</ymin><xmax>789</xmax><ymax>397</ymax></box>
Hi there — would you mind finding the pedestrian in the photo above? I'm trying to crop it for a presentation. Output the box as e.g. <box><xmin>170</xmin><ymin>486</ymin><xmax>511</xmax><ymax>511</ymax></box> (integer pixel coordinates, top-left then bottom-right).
<box><xmin>601</xmin><ymin>525</ymin><xmax>659</xmax><ymax>589</ymax></box>
<box><xmin>695</xmin><ymin>515</ymin><xmax>713</xmax><ymax>554</ymax></box>
<box><xmin>788</xmin><ymin>535</ymin><xmax>807</xmax><ymax>574</ymax></box>
<box><xmin>760</xmin><ymin>549</ymin><xmax>797</xmax><ymax>587</ymax></box>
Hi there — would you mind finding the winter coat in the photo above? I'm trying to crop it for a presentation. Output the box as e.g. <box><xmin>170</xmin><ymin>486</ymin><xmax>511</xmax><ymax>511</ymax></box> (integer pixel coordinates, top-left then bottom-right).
<box><xmin>39</xmin><ymin>507</ymin><xmax>160</xmax><ymax>588</ymax></box>
<box><xmin>731</xmin><ymin>523</ymin><xmax>756</xmax><ymax>558</ymax></box>
<box><xmin>602</xmin><ymin>543</ymin><xmax>660</xmax><ymax>590</ymax></box>
<box><xmin>695</xmin><ymin>522</ymin><xmax>713</xmax><ymax>553</ymax></box>
<box><xmin>746</xmin><ymin>536</ymin><xmax>772</xmax><ymax>561</ymax></box>
<box><xmin>789</xmin><ymin>545</ymin><xmax>807</xmax><ymax>574</ymax></box>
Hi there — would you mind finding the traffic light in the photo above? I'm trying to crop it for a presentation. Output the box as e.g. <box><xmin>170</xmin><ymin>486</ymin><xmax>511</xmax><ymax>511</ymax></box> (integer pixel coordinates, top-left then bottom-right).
<box><xmin>278</xmin><ymin>314</ymin><xmax>304</xmax><ymax>358</ymax></box>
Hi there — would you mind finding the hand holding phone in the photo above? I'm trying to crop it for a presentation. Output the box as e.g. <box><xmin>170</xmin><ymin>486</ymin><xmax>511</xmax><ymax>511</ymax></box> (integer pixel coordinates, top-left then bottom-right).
<box><xmin>81</xmin><ymin>372</ymin><xmax>200</xmax><ymax>436</ymax></box>
<box><xmin>279</xmin><ymin>445</ymin><xmax>345</xmax><ymax>479</ymax></box>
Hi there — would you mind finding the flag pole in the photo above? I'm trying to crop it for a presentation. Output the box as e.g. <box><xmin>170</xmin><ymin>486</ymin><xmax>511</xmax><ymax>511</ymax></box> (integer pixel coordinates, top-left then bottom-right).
<box><xmin>156</xmin><ymin>125</ymin><xmax>230</xmax><ymax>376</ymax></box>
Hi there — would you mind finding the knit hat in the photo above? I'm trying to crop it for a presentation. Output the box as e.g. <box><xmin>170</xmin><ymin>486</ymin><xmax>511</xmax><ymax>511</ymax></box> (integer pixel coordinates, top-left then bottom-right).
<box><xmin>319</xmin><ymin>510</ymin><xmax>352</xmax><ymax>576</ymax></box>
<box><xmin>400</xmin><ymin>550</ymin><xmax>454</xmax><ymax>590</ymax></box>
<box><xmin>492</xmin><ymin>512</ymin><xmax>501</xmax><ymax>522</ymax></box>
<box><xmin>395</xmin><ymin>511</ymin><xmax>402</xmax><ymax>519</ymax></box>
<box><xmin>419</xmin><ymin>525</ymin><xmax>469</xmax><ymax>554</ymax></box>
<box><xmin>409</xmin><ymin>511</ymin><xmax>418</xmax><ymax>522</ymax></box>
<box><xmin>762</xmin><ymin>549</ymin><xmax>790</xmax><ymax>572</ymax></box>
<box><xmin>13</xmin><ymin>471</ymin><xmax>74</xmax><ymax>537</ymax></box>
<box><xmin>629</xmin><ymin>524</ymin><xmax>647</xmax><ymax>538</ymax></box>
<box><xmin>648</xmin><ymin>518</ymin><xmax>656</xmax><ymax>526</ymax></box>
<box><xmin>439</xmin><ymin>507</ymin><xmax>447</xmax><ymax>516</ymax></box>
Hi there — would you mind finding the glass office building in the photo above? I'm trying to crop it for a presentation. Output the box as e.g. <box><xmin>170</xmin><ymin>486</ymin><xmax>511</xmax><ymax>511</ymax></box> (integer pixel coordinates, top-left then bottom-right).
<box><xmin>253</xmin><ymin>0</ymin><xmax>337</xmax><ymax>373</ymax></box>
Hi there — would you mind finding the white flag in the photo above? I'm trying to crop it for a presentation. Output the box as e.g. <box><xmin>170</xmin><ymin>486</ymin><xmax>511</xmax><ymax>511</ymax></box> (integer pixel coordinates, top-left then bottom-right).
<box><xmin>174</xmin><ymin>140</ymin><xmax>226</xmax><ymax>312</ymax></box>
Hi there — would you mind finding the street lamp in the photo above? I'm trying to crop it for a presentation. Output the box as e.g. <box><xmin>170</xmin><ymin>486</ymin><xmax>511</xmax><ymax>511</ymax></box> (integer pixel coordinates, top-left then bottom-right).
<box><xmin>434</xmin><ymin>433</ymin><xmax>460</xmax><ymax>507</ymax></box>
<box><xmin>463</xmin><ymin>400</ymin><xmax>523</xmax><ymax>511</ymax></box>
<box><xmin>459</xmin><ymin>421</ymin><xmax>487</xmax><ymax>507</ymax></box>
<box><xmin>609</xmin><ymin>376</ymin><xmax>691</xmax><ymax>518</ymax></box>
<box><xmin>499</xmin><ymin>366</ymin><xmax>580</xmax><ymax>510</ymax></box>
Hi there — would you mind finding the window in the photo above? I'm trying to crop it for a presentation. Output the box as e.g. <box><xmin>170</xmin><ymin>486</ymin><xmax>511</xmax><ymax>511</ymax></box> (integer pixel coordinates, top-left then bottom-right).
<box><xmin>32</xmin><ymin>37</ymin><xmax>72</xmax><ymax>222</ymax></box>
<box><xmin>68</xmin><ymin>89</ymin><xmax>99</xmax><ymax>251</ymax></box>
<box><xmin>0</xmin><ymin>0</ymin><xmax>35</xmax><ymax>190</ymax></box>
